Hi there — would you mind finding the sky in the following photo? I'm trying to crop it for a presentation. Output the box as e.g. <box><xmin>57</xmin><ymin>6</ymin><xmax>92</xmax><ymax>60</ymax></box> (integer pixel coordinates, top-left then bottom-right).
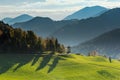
<box><xmin>0</xmin><ymin>0</ymin><xmax>120</xmax><ymax>20</ymax></box>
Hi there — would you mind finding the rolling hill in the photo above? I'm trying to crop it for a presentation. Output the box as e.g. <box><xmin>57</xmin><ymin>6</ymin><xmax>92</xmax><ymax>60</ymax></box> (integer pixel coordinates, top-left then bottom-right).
<box><xmin>13</xmin><ymin>17</ymin><xmax>78</xmax><ymax>37</ymax></box>
<box><xmin>0</xmin><ymin>54</ymin><xmax>120</xmax><ymax>80</ymax></box>
<box><xmin>72</xmin><ymin>29</ymin><xmax>120</xmax><ymax>58</ymax></box>
<box><xmin>64</xmin><ymin>6</ymin><xmax>108</xmax><ymax>20</ymax></box>
<box><xmin>52</xmin><ymin>8</ymin><xmax>120</xmax><ymax>46</ymax></box>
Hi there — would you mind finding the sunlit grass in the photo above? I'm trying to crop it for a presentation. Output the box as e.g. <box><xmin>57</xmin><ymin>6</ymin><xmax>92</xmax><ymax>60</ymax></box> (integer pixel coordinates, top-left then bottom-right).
<box><xmin>0</xmin><ymin>54</ymin><xmax>120</xmax><ymax>80</ymax></box>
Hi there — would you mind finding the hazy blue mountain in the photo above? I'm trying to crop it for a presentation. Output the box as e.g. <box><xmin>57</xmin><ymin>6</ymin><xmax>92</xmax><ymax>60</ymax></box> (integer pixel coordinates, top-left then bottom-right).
<box><xmin>13</xmin><ymin>17</ymin><xmax>78</xmax><ymax>37</ymax></box>
<box><xmin>7</xmin><ymin>14</ymin><xmax>33</xmax><ymax>25</ymax></box>
<box><xmin>2</xmin><ymin>17</ymin><xmax>13</xmax><ymax>23</ymax></box>
<box><xmin>72</xmin><ymin>29</ymin><xmax>120</xmax><ymax>58</ymax></box>
<box><xmin>64</xmin><ymin>6</ymin><xmax>108</xmax><ymax>20</ymax></box>
<box><xmin>52</xmin><ymin>8</ymin><xmax>120</xmax><ymax>46</ymax></box>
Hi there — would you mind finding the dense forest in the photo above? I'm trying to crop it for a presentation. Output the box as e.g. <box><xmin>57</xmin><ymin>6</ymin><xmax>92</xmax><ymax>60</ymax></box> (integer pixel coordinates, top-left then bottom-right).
<box><xmin>0</xmin><ymin>21</ymin><xmax>65</xmax><ymax>53</ymax></box>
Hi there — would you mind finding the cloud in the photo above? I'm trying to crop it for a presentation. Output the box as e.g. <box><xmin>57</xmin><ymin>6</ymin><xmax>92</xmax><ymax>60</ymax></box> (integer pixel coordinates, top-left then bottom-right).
<box><xmin>0</xmin><ymin>0</ymin><xmax>120</xmax><ymax>20</ymax></box>
<box><xmin>0</xmin><ymin>0</ymin><xmax>46</xmax><ymax>5</ymax></box>
<box><xmin>107</xmin><ymin>0</ymin><xmax>120</xmax><ymax>2</ymax></box>
<box><xmin>20</xmin><ymin>0</ymin><xmax>120</xmax><ymax>10</ymax></box>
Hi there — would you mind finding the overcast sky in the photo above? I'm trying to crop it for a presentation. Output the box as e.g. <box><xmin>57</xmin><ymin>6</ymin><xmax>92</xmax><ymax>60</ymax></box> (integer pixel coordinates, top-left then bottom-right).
<box><xmin>0</xmin><ymin>0</ymin><xmax>120</xmax><ymax>20</ymax></box>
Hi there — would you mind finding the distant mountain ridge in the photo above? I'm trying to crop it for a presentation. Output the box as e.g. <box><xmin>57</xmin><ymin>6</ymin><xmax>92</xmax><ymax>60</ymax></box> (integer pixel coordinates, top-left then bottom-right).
<box><xmin>64</xmin><ymin>6</ymin><xmax>108</xmax><ymax>20</ymax></box>
<box><xmin>3</xmin><ymin>7</ymin><xmax>120</xmax><ymax>46</ymax></box>
<box><xmin>2</xmin><ymin>17</ymin><xmax>13</xmax><ymax>23</ymax></box>
<box><xmin>2</xmin><ymin>14</ymin><xmax>33</xmax><ymax>25</ymax></box>
<box><xmin>52</xmin><ymin>8</ymin><xmax>120</xmax><ymax>46</ymax></box>
<box><xmin>72</xmin><ymin>29</ymin><xmax>120</xmax><ymax>58</ymax></box>
<box><xmin>13</xmin><ymin>17</ymin><xmax>79</xmax><ymax>37</ymax></box>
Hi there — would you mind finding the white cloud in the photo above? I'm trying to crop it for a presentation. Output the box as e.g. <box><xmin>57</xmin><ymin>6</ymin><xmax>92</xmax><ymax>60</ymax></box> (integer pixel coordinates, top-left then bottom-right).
<box><xmin>0</xmin><ymin>0</ymin><xmax>120</xmax><ymax>20</ymax></box>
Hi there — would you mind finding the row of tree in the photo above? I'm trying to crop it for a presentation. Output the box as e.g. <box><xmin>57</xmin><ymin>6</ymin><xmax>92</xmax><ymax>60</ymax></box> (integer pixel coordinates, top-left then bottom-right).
<box><xmin>0</xmin><ymin>21</ymin><xmax>65</xmax><ymax>53</ymax></box>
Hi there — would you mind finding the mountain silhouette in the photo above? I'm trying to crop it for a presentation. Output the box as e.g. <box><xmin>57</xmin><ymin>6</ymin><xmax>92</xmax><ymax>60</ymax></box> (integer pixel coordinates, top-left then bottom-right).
<box><xmin>52</xmin><ymin>8</ymin><xmax>120</xmax><ymax>46</ymax></box>
<box><xmin>5</xmin><ymin>14</ymin><xmax>33</xmax><ymax>25</ymax></box>
<box><xmin>2</xmin><ymin>17</ymin><xmax>13</xmax><ymax>23</ymax></box>
<box><xmin>13</xmin><ymin>17</ymin><xmax>78</xmax><ymax>37</ymax></box>
<box><xmin>64</xmin><ymin>6</ymin><xmax>108</xmax><ymax>20</ymax></box>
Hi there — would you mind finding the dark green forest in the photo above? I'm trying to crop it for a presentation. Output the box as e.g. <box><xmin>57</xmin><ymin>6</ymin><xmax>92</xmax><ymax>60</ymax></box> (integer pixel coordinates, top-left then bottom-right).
<box><xmin>0</xmin><ymin>21</ymin><xmax>65</xmax><ymax>53</ymax></box>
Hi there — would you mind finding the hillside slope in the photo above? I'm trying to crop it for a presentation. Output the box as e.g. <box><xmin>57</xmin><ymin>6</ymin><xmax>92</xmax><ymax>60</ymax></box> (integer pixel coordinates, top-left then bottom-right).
<box><xmin>52</xmin><ymin>8</ymin><xmax>120</xmax><ymax>46</ymax></box>
<box><xmin>72</xmin><ymin>29</ymin><xmax>120</xmax><ymax>58</ymax></box>
<box><xmin>0</xmin><ymin>54</ymin><xmax>120</xmax><ymax>80</ymax></box>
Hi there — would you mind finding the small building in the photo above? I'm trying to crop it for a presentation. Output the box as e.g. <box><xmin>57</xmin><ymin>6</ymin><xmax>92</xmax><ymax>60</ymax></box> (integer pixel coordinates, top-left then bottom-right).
<box><xmin>88</xmin><ymin>50</ymin><xmax>99</xmax><ymax>56</ymax></box>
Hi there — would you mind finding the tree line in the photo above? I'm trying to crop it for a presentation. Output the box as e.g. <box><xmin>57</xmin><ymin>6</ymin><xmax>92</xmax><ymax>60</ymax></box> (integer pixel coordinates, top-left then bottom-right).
<box><xmin>0</xmin><ymin>21</ymin><xmax>65</xmax><ymax>53</ymax></box>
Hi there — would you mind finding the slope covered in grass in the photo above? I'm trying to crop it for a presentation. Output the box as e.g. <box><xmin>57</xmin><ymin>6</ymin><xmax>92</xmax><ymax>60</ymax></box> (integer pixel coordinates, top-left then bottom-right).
<box><xmin>0</xmin><ymin>53</ymin><xmax>120</xmax><ymax>80</ymax></box>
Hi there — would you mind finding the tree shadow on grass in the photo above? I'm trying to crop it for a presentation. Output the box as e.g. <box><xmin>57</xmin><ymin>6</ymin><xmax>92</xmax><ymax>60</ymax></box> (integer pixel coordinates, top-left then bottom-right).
<box><xmin>13</xmin><ymin>54</ymin><xmax>35</xmax><ymax>72</ymax></box>
<box><xmin>0</xmin><ymin>54</ymin><xmax>18</xmax><ymax>74</ymax></box>
<box><xmin>48</xmin><ymin>56</ymin><xmax>65</xmax><ymax>73</ymax></box>
<box><xmin>31</xmin><ymin>54</ymin><xmax>42</xmax><ymax>66</ymax></box>
<box><xmin>35</xmin><ymin>52</ymin><xmax>54</xmax><ymax>71</ymax></box>
<box><xmin>0</xmin><ymin>52</ymin><xmax>67</xmax><ymax>74</ymax></box>
<box><xmin>0</xmin><ymin>53</ymin><xmax>42</xmax><ymax>74</ymax></box>
<box><xmin>35</xmin><ymin>53</ymin><xmax>67</xmax><ymax>73</ymax></box>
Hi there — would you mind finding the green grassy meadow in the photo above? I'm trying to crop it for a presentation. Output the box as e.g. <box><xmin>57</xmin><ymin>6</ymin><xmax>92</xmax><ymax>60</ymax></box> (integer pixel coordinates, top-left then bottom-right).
<box><xmin>0</xmin><ymin>53</ymin><xmax>120</xmax><ymax>80</ymax></box>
